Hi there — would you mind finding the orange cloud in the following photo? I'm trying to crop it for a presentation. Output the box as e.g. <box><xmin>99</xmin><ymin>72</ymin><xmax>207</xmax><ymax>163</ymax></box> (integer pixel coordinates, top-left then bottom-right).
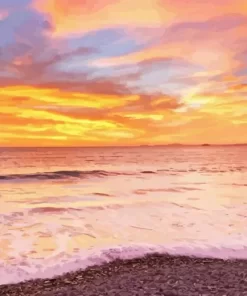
<box><xmin>159</xmin><ymin>0</ymin><xmax>247</xmax><ymax>22</ymax></box>
<box><xmin>33</xmin><ymin>0</ymin><xmax>247</xmax><ymax>38</ymax></box>
<box><xmin>1</xmin><ymin>81</ymin><xmax>246</xmax><ymax>146</ymax></box>
<box><xmin>32</xmin><ymin>0</ymin><xmax>165</xmax><ymax>36</ymax></box>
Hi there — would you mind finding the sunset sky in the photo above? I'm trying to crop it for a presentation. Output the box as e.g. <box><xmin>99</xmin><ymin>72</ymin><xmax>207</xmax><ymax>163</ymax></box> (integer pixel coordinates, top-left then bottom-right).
<box><xmin>0</xmin><ymin>0</ymin><xmax>247</xmax><ymax>146</ymax></box>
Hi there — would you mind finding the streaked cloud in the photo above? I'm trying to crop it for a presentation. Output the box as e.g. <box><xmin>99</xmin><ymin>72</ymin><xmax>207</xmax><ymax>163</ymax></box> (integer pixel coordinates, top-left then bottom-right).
<box><xmin>0</xmin><ymin>0</ymin><xmax>246</xmax><ymax>146</ymax></box>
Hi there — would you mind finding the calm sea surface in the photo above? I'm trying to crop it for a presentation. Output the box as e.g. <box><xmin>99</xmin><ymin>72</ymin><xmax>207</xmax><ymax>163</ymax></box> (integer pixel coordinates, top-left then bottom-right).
<box><xmin>0</xmin><ymin>146</ymin><xmax>246</xmax><ymax>284</ymax></box>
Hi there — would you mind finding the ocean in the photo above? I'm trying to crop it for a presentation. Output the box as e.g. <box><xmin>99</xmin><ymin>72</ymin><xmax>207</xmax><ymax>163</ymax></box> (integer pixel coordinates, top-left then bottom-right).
<box><xmin>0</xmin><ymin>146</ymin><xmax>246</xmax><ymax>285</ymax></box>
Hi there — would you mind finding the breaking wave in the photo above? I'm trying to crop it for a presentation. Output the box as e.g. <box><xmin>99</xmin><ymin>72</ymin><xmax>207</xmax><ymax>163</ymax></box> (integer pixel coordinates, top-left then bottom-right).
<box><xmin>0</xmin><ymin>170</ymin><xmax>136</xmax><ymax>182</ymax></box>
<box><xmin>0</xmin><ymin>243</ymin><xmax>247</xmax><ymax>285</ymax></box>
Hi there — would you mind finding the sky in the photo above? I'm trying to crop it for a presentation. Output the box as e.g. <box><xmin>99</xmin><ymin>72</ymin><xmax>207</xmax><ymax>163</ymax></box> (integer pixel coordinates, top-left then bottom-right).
<box><xmin>0</xmin><ymin>0</ymin><xmax>247</xmax><ymax>146</ymax></box>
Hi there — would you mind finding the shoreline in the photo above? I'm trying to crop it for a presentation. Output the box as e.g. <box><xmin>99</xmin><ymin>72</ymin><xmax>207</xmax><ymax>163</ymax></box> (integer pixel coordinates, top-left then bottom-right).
<box><xmin>1</xmin><ymin>253</ymin><xmax>247</xmax><ymax>296</ymax></box>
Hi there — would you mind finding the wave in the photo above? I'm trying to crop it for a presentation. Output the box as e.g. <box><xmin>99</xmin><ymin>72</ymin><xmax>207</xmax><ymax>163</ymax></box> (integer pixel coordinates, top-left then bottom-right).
<box><xmin>0</xmin><ymin>170</ymin><xmax>136</xmax><ymax>182</ymax></box>
<box><xmin>1</xmin><ymin>166</ymin><xmax>245</xmax><ymax>183</ymax></box>
<box><xmin>0</xmin><ymin>243</ymin><xmax>247</xmax><ymax>285</ymax></box>
<box><xmin>29</xmin><ymin>207</ymin><xmax>80</xmax><ymax>214</ymax></box>
<box><xmin>133</xmin><ymin>186</ymin><xmax>201</xmax><ymax>195</ymax></box>
<box><xmin>0</xmin><ymin>202</ymin><xmax>131</xmax><ymax>221</ymax></box>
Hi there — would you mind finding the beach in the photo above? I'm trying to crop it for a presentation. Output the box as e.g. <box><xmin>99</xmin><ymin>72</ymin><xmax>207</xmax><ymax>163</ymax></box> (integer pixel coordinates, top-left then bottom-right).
<box><xmin>1</xmin><ymin>253</ymin><xmax>247</xmax><ymax>296</ymax></box>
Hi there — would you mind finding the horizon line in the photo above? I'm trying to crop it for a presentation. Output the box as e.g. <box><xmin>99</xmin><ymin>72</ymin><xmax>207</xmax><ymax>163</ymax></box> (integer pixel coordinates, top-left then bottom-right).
<box><xmin>0</xmin><ymin>143</ymin><xmax>246</xmax><ymax>148</ymax></box>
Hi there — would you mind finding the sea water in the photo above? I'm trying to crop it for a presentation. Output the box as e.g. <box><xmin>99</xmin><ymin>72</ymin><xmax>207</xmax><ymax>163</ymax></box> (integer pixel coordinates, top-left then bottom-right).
<box><xmin>0</xmin><ymin>146</ymin><xmax>246</xmax><ymax>284</ymax></box>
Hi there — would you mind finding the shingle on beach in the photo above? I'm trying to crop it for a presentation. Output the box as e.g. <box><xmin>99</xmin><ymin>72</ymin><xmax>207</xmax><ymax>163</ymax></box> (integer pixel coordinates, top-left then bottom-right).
<box><xmin>1</xmin><ymin>253</ymin><xmax>247</xmax><ymax>296</ymax></box>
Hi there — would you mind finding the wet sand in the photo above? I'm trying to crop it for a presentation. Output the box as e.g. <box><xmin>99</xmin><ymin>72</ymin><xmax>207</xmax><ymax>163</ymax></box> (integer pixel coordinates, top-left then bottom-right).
<box><xmin>1</xmin><ymin>253</ymin><xmax>247</xmax><ymax>296</ymax></box>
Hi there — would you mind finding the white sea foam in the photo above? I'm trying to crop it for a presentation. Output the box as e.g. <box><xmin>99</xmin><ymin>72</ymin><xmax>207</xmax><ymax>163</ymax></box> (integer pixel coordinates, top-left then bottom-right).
<box><xmin>1</xmin><ymin>243</ymin><xmax>247</xmax><ymax>285</ymax></box>
<box><xmin>0</xmin><ymin>199</ymin><xmax>247</xmax><ymax>285</ymax></box>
